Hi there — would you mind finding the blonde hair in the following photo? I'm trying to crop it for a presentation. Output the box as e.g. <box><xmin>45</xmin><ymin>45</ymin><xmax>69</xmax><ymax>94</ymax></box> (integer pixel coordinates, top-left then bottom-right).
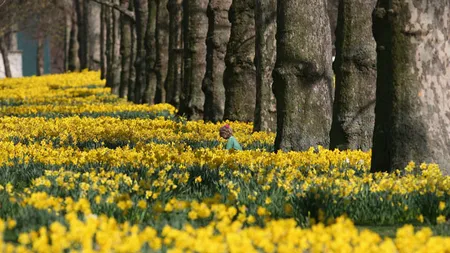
<box><xmin>219</xmin><ymin>124</ymin><xmax>233</xmax><ymax>139</ymax></box>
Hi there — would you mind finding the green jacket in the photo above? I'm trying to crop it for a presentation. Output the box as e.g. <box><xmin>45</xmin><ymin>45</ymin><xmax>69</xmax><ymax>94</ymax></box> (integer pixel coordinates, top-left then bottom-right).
<box><xmin>225</xmin><ymin>136</ymin><xmax>242</xmax><ymax>151</ymax></box>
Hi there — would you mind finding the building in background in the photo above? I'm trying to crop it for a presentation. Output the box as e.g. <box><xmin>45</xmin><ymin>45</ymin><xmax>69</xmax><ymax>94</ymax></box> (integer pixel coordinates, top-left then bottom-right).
<box><xmin>17</xmin><ymin>32</ymin><xmax>51</xmax><ymax>76</ymax></box>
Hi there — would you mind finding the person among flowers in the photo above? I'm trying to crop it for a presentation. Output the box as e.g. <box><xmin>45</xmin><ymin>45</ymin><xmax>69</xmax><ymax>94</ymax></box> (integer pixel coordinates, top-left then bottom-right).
<box><xmin>219</xmin><ymin>124</ymin><xmax>242</xmax><ymax>151</ymax></box>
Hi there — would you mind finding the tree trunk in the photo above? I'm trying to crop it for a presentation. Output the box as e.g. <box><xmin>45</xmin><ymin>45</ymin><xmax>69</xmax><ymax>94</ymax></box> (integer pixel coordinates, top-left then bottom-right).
<box><xmin>327</xmin><ymin>0</ymin><xmax>339</xmax><ymax>56</ymax></box>
<box><xmin>273</xmin><ymin>0</ymin><xmax>333</xmax><ymax>151</ymax></box>
<box><xmin>223</xmin><ymin>0</ymin><xmax>256</xmax><ymax>122</ymax></box>
<box><xmin>154</xmin><ymin>0</ymin><xmax>169</xmax><ymax>104</ymax></box>
<box><xmin>111</xmin><ymin>0</ymin><xmax>122</xmax><ymax>95</ymax></box>
<box><xmin>128</xmin><ymin>16</ymin><xmax>137</xmax><ymax>102</ymax></box>
<box><xmin>68</xmin><ymin>5</ymin><xmax>80</xmax><ymax>72</ymax></box>
<box><xmin>253</xmin><ymin>0</ymin><xmax>276</xmax><ymax>132</ymax></box>
<box><xmin>64</xmin><ymin>14</ymin><xmax>71</xmax><ymax>72</ymax></box>
<box><xmin>119</xmin><ymin>0</ymin><xmax>132</xmax><ymax>98</ymax></box>
<box><xmin>88</xmin><ymin>0</ymin><xmax>102</xmax><ymax>70</ymax></box>
<box><xmin>179</xmin><ymin>0</ymin><xmax>208</xmax><ymax>120</ymax></box>
<box><xmin>329</xmin><ymin>0</ymin><xmax>376</xmax><ymax>151</ymax></box>
<box><xmin>105</xmin><ymin>4</ymin><xmax>113</xmax><ymax>86</ymax></box>
<box><xmin>143</xmin><ymin>0</ymin><xmax>157</xmax><ymax>104</ymax></box>
<box><xmin>0</xmin><ymin>37</ymin><xmax>11</xmax><ymax>78</ymax></box>
<box><xmin>36</xmin><ymin>35</ymin><xmax>45</xmax><ymax>76</ymax></box>
<box><xmin>165</xmin><ymin>0</ymin><xmax>183</xmax><ymax>108</ymax></box>
<box><xmin>75</xmin><ymin>0</ymin><xmax>88</xmax><ymax>69</ymax></box>
<box><xmin>133</xmin><ymin>0</ymin><xmax>148</xmax><ymax>103</ymax></box>
<box><xmin>202</xmin><ymin>0</ymin><xmax>231</xmax><ymax>122</ymax></box>
<box><xmin>371</xmin><ymin>1</ymin><xmax>450</xmax><ymax>173</ymax></box>
<box><xmin>100</xmin><ymin>4</ymin><xmax>107</xmax><ymax>79</ymax></box>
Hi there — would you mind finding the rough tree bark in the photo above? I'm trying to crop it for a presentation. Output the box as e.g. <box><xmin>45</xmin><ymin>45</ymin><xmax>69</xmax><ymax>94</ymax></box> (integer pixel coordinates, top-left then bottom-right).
<box><xmin>154</xmin><ymin>0</ymin><xmax>169</xmax><ymax>103</ymax></box>
<box><xmin>88</xmin><ymin>0</ymin><xmax>102</xmax><ymax>70</ymax></box>
<box><xmin>105</xmin><ymin>3</ymin><xmax>113</xmax><ymax>86</ymax></box>
<box><xmin>100</xmin><ymin>4</ymin><xmax>107</xmax><ymax>79</ymax></box>
<box><xmin>273</xmin><ymin>0</ymin><xmax>333</xmax><ymax>151</ymax></box>
<box><xmin>64</xmin><ymin>14</ymin><xmax>71</xmax><ymax>72</ymax></box>
<box><xmin>329</xmin><ymin>0</ymin><xmax>376</xmax><ymax>151</ymax></box>
<box><xmin>179</xmin><ymin>0</ymin><xmax>209</xmax><ymax>120</ymax></box>
<box><xmin>223</xmin><ymin>0</ymin><xmax>256</xmax><ymax>122</ymax></box>
<box><xmin>110</xmin><ymin>0</ymin><xmax>122</xmax><ymax>95</ymax></box>
<box><xmin>128</xmin><ymin>17</ymin><xmax>137</xmax><ymax>102</ymax></box>
<box><xmin>119</xmin><ymin>0</ymin><xmax>132</xmax><ymax>98</ymax></box>
<box><xmin>75</xmin><ymin>0</ymin><xmax>88</xmax><ymax>69</ymax></box>
<box><xmin>253</xmin><ymin>0</ymin><xmax>276</xmax><ymax>132</ymax></box>
<box><xmin>36</xmin><ymin>35</ymin><xmax>44</xmax><ymax>76</ymax></box>
<box><xmin>165</xmin><ymin>0</ymin><xmax>183</xmax><ymax>108</ymax></box>
<box><xmin>201</xmin><ymin>0</ymin><xmax>231</xmax><ymax>122</ymax></box>
<box><xmin>133</xmin><ymin>0</ymin><xmax>148</xmax><ymax>103</ymax></box>
<box><xmin>327</xmin><ymin>0</ymin><xmax>339</xmax><ymax>55</ymax></box>
<box><xmin>0</xmin><ymin>37</ymin><xmax>12</xmax><ymax>78</ymax></box>
<box><xmin>371</xmin><ymin>1</ymin><xmax>450</xmax><ymax>173</ymax></box>
<box><xmin>68</xmin><ymin>4</ymin><xmax>80</xmax><ymax>72</ymax></box>
<box><xmin>143</xmin><ymin>0</ymin><xmax>157</xmax><ymax>104</ymax></box>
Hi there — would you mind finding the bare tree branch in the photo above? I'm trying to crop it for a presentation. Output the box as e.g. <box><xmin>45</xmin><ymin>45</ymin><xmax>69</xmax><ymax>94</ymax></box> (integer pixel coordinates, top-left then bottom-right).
<box><xmin>91</xmin><ymin>0</ymin><xmax>135</xmax><ymax>21</ymax></box>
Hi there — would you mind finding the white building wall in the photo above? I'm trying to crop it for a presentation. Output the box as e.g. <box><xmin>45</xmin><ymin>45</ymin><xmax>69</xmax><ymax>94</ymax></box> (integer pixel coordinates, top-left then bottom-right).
<box><xmin>0</xmin><ymin>51</ymin><xmax>23</xmax><ymax>78</ymax></box>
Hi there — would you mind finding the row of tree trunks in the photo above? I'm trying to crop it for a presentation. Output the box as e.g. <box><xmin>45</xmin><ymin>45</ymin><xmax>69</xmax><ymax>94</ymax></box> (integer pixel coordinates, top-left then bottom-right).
<box><xmin>223</xmin><ymin>0</ymin><xmax>256</xmax><ymax>122</ymax></box>
<box><xmin>202</xmin><ymin>0</ymin><xmax>231</xmax><ymax>122</ymax></box>
<box><xmin>69</xmin><ymin>0</ymin><xmax>450</xmax><ymax>175</ymax></box>
<box><xmin>179</xmin><ymin>0</ymin><xmax>208</xmax><ymax>120</ymax></box>
<box><xmin>253</xmin><ymin>0</ymin><xmax>276</xmax><ymax>132</ymax></box>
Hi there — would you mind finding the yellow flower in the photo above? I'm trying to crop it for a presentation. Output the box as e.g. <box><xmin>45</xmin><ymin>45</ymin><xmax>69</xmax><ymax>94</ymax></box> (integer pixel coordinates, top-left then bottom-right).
<box><xmin>195</xmin><ymin>176</ymin><xmax>202</xmax><ymax>183</ymax></box>
<box><xmin>439</xmin><ymin>201</ymin><xmax>446</xmax><ymax>211</ymax></box>
<box><xmin>257</xmin><ymin>207</ymin><xmax>267</xmax><ymax>216</ymax></box>
<box><xmin>417</xmin><ymin>214</ymin><xmax>424</xmax><ymax>223</ymax></box>
<box><xmin>247</xmin><ymin>215</ymin><xmax>256</xmax><ymax>224</ymax></box>
<box><xmin>138</xmin><ymin>200</ymin><xmax>147</xmax><ymax>209</ymax></box>
<box><xmin>7</xmin><ymin>219</ymin><xmax>16</xmax><ymax>229</ymax></box>
<box><xmin>18</xmin><ymin>233</ymin><xmax>30</xmax><ymax>245</ymax></box>
<box><xmin>265</xmin><ymin>197</ymin><xmax>272</xmax><ymax>205</ymax></box>
<box><xmin>164</xmin><ymin>203</ymin><xmax>173</xmax><ymax>212</ymax></box>
<box><xmin>437</xmin><ymin>215</ymin><xmax>446</xmax><ymax>224</ymax></box>
<box><xmin>284</xmin><ymin>204</ymin><xmax>293</xmax><ymax>216</ymax></box>
<box><xmin>188</xmin><ymin>211</ymin><xmax>198</xmax><ymax>220</ymax></box>
<box><xmin>145</xmin><ymin>191</ymin><xmax>153</xmax><ymax>199</ymax></box>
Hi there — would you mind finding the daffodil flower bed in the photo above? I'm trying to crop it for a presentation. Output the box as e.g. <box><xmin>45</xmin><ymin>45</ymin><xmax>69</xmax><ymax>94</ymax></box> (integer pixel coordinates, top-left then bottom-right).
<box><xmin>0</xmin><ymin>72</ymin><xmax>450</xmax><ymax>252</ymax></box>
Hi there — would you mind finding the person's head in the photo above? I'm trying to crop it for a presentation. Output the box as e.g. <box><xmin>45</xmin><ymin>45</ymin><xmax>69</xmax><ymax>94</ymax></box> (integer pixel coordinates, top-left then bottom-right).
<box><xmin>219</xmin><ymin>124</ymin><xmax>233</xmax><ymax>139</ymax></box>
